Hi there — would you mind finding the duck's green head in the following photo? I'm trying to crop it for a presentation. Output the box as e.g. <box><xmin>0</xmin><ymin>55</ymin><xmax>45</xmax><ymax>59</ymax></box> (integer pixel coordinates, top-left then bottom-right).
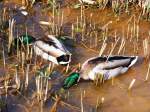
<box><xmin>63</xmin><ymin>72</ymin><xmax>80</xmax><ymax>89</ymax></box>
<box><xmin>14</xmin><ymin>34</ymin><xmax>36</xmax><ymax>46</ymax></box>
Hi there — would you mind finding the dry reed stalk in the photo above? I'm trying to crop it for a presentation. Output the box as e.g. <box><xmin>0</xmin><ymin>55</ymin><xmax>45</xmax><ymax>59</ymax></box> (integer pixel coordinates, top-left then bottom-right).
<box><xmin>133</xmin><ymin>15</ymin><xmax>136</xmax><ymax>37</ymax></box>
<box><xmin>36</xmin><ymin>76</ymin><xmax>40</xmax><ymax>101</ymax></box>
<box><xmin>72</xmin><ymin>24</ymin><xmax>74</xmax><ymax>40</ymax></box>
<box><xmin>94</xmin><ymin>32</ymin><xmax>98</xmax><ymax>47</ymax></box>
<box><xmin>40</xmin><ymin>76</ymin><xmax>43</xmax><ymax>101</ymax></box>
<box><xmin>118</xmin><ymin>38</ymin><xmax>125</xmax><ymax>55</ymax></box>
<box><xmin>96</xmin><ymin>97</ymin><xmax>104</xmax><ymax>110</ymax></box>
<box><xmin>90</xmin><ymin>13</ymin><xmax>93</xmax><ymax>28</ymax></box>
<box><xmin>2</xmin><ymin>8</ymin><xmax>6</xmax><ymax>22</ymax></box>
<box><xmin>136</xmin><ymin>25</ymin><xmax>139</xmax><ymax>42</ymax></box>
<box><xmin>52</xmin><ymin>96</ymin><xmax>80</xmax><ymax>111</ymax></box>
<box><xmin>39</xmin><ymin>21</ymin><xmax>51</xmax><ymax>26</ymax></box>
<box><xmin>81</xmin><ymin>24</ymin><xmax>85</xmax><ymax>41</ymax></box>
<box><xmin>143</xmin><ymin>38</ymin><xmax>149</xmax><ymax>58</ymax></box>
<box><xmin>25</xmin><ymin>64</ymin><xmax>29</xmax><ymax>88</ymax></box>
<box><xmin>29</xmin><ymin>47</ymin><xmax>33</xmax><ymax>63</ymax></box>
<box><xmin>21</xmin><ymin>52</ymin><xmax>25</xmax><ymax>69</ymax></box>
<box><xmin>15</xmin><ymin>65</ymin><xmax>20</xmax><ymax>89</ymax></box>
<box><xmin>128</xmin><ymin>79</ymin><xmax>136</xmax><ymax>91</ymax></box>
<box><xmin>127</xmin><ymin>24</ymin><xmax>130</xmax><ymax>39</ymax></box>
<box><xmin>111</xmin><ymin>77</ymin><xmax>114</xmax><ymax>86</ymax></box>
<box><xmin>65</xmin><ymin>63</ymin><xmax>70</xmax><ymax>73</ymax></box>
<box><xmin>31</xmin><ymin>0</ymin><xmax>36</xmax><ymax>6</ymax></box>
<box><xmin>8</xmin><ymin>19</ymin><xmax>15</xmax><ymax>53</ymax></box>
<box><xmin>80</xmin><ymin>5</ymin><xmax>83</xmax><ymax>27</ymax></box>
<box><xmin>145</xmin><ymin>62</ymin><xmax>150</xmax><ymax>81</ymax></box>
<box><xmin>99</xmin><ymin>42</ymin><xmax>107</xmax><ymax>56</ymax></box>
<box><xmin>2</xmin><ymin>41</ymin><xmax>6</xmax><ymax>68</ymax></box>
<box><xmin>44</xmin><ymin>79</ymin><xmax>49</xmax><ymax>101</ymax></box>
<box><xmin>40</xmin><ymin>100</ymin><xmax>43</xmax><ymax>112</ymax></box>
<box><xmin>107</xmin><ymin>37</ymin><xmax>120</xmax><ymax>61</ymax></box>
<box><xmin>130</xmin><ymin>27</ymin><xmax>133</xmax><ymax>42</ymax></box>
<box><xmin>50</xmin><ymin>96</ymin><xmax>60</xmax><ymax>112</ymax></box>
<box><xmin>77</xmin><ymin>16</ymin><xmax>79</xmax><ymax>32</ymax></box>
<box><xmin>101</xmin><ymin>21</ymin><xmax>113</xmax><ymax>31</ymax></box>
<box><xmin>52</xmin><ymin>0</ymin><xmax>55</xmax><ymax>34</ymax></box>
<box><xmin>80</xmin><ymin>90</ymin><xmax>84</xmax><ymax>112</ymax></box>
<box><xmin>4</xmin><ymin>79</ymin><xmax>8</xmax><ymax>97</ymax></box>
<box><xmin>60</xmin><ymin>10</ymin><xmax>64</xmax><ymax>28</ymax></box>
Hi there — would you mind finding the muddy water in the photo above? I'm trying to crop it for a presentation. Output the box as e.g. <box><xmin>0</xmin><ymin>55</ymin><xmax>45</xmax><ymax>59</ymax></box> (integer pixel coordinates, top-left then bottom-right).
<box><xmin>1</xmin><ymin>1</ymin><xmax>150</xmax><ymax>112</ymax></box>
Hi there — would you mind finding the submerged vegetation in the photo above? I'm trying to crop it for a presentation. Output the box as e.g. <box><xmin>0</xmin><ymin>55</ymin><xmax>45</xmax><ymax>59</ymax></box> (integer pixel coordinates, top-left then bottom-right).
<box><xmin>0</xmin><ymin>0</ymin><xmax>150</xmax><ymax>112</ymax></box>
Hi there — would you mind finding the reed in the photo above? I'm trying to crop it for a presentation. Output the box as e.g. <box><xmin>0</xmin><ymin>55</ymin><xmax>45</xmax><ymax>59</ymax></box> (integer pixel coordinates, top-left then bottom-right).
<box><xmin>80</xmin><ymin>90</ymin><xmax>84</xmax><ymax>112</ymax></box>
<box><xmin>8</xmin><ymin>19</ymin><xmax>15</xmax><ymax>53</ymax></box>
<box><xmin>118</xmin><ymin>38</ymin><xmax>125</xmax><ymax>55</ymax></box>
<box><xmin>143</xmin><ymin>38</ymin><xmax>149</xmax><ymax>58</ymax></box>
<box><xmin>15</xmin><ymin>65</ymin><xmax>20</xmax><ymax>90</ymax></box>
<box><xmin>44</xmin><ymin>79</ymin><xmax>49</xmax><ymax>101</ymax></box>
<box><xmin>96</xmin><ymin>96</ymin><xmax>104</xmax><ymax>111</ymax></box>
<box><xmin>21</xmin><ymin>52</ymin><xmax>25</xmax><ymax>69</ymax></box>
<box><xmin>99</xmin><ymin>42</ymin><xmax>107</xmax><ymax>56</ymax></box>
<box><xmin>145</xmin><ymin>62</ymin><xmax>150</xmax><ymax>81</ymax></box>
<box><xmin>128</xmin><ymin>79</ymin><xmax>136</xmax><ymax>91</ymax></box>
<box><xmin>25</xmin><ymin>64</ymin><xmax>29</xmax><ymax>88</ymax></box>
<box><xmin>2</xmin><ymin>41</ymin><xmax>6</xmax><ymax>68</ymax></box>
<box><xmin>107</xmin><ymin>37</ymin><xmax>120</xmax><ymax>61</ymax></box>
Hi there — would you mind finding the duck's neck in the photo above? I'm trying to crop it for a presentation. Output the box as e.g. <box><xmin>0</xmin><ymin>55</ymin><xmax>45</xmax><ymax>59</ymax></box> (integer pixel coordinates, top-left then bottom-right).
<box><xmin>15</xmin><ymin>35</ymin><xmax>36</xmax><ymax>46</ymax></box>
<box><xmin>63</xmin><ymin>72</ymin><xmax>80</xmax><ymax>89</ymax></box>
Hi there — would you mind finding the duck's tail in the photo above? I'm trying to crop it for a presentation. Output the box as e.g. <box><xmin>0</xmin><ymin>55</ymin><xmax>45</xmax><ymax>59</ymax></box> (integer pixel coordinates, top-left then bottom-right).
<box><xmin>128</xmin><ymin>56</ymin><xmax>138</xmax><ymax>68</ymax></box>
<box><xmin>57</xmin><ymin>54</ymin><xmax>71</xmax><ymax>65</ymax></box>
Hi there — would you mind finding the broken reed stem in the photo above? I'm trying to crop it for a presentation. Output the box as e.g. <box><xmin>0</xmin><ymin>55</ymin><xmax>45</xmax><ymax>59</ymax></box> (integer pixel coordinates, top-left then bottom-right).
<box><xmin>128</xmin><ymin>79</ymin><xmax>136</xmax><ymax>91</ymax></box>
<box><xmin>136</xmin><ymin>25</ymin><xmax>139</xmax><ymax>42</ymax></box>
<box><xmin>22</xmin><ymin>52</ymin><xmax>25</xmax><ymax>69</ymax></box>
<box><xmin>143</xmin><ymin>38</ymin><xmax>149</xmax><ymax>58</ymax></box>
<box><xmin>96</xmin><ymin>97</ymin><xmax>104</xmax><ymax>110</ymax></box>
<box><xmin>2</xmin><ymin>41</ymin><xmax>6</xmax><ymax>68</ymax></box>
<box><xmin>4</xmin><ymin>79</ymin><xmax>8</xmax><ymax>97</ymax></box>
<box><xmin>80</xmin><ymin>90</ymin><xmax>84</xmax><ymax>112</ymax></box>
<box><xmin>118</xmin><ymin>38</ymin><xmax>125</xmax><ymax>55</ymax></box>
<box><xmin>52</xmin><ymin>0</ymin><xmax>55</xmax><ymax>34</ymax></box>
<box><xmin>15</xmin><ymin>65</ymin><xmax>20</xmax><ymax>89</ymax></box>
<box><xmin>36</xmin><ymin>76</ymin><xmax>40</xmax><ymax>101</ymax></box>
<box><xmin>145</xmin><ymin>62</ymin><xmax>150</xmax><ymax>81</ymax></box>
<box><xmin>99</xmin><ymin>37</ymin><xmax>107</xmax><ymax>56</ymax></box>
<box><xmin>25</xmin><ymin>64</ymin><xmax>29</xmax><ymax>88</ymax></box>
<box><xmin>107</xmin><ymin>37</ymin><xmax>120</xmax><ymax>61</ymax></box>
<box><xmin>44</xmin><ymin>79</ymin><xmax>49</xmax><ymax>101</ymax></box>
<box><xmin>61</xmin><ymin>10</ymin><xmax>64</xmax><ymax>28</ymax></box>
<box><xmin>8</xmin><ymin>19</ymin><xmax>15</xmax><ymax>53</ymax></box>
<box><xmin>127</xmin><ymin>24</ymin><xmax>130</xmax><ymax>39</ymax></box>
<box><xmin>72</xmin><ymin>24</ymin><xmax>74</xmax><ymax>40</ymax></box>
<box><xmin>111</xmin><ymin>77</ymin><xmax>114</xmax><ymax>86</ymax></box>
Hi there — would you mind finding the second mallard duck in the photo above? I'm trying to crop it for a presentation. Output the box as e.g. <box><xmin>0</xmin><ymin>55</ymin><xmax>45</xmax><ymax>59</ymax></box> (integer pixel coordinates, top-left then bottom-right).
<box><xmin>15</xmin><ymin>34</ymin><xmax>71</xmax><ymax>65</ymax></box>
<box><xmin>63</xmin><ymin>55</ymin><xmax>139</xmax><ymax>89</ymax></box>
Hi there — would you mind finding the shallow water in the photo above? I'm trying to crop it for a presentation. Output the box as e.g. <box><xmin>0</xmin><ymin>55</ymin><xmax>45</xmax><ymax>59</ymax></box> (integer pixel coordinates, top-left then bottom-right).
<box><xmin>0</xmin><ymin>1</ymin><xmax>150</xmax><ymax>112</ymax></box>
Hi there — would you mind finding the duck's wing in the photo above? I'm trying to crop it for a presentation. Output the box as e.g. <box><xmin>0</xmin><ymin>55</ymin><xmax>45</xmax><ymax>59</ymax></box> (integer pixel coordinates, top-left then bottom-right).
<box><xmin>82</xmin><ymin>56</ymin><xmax>138</xmax><ymax>70</ymax></box>
<box><xmin>107</xmin><ymin>56</ymin><xmax>138</xmax><ymax>68</ymax></box>
<box><xmin>47</xmin><ymin>35</ymin><xmax>70</xmax><ymax>54</ymax></box>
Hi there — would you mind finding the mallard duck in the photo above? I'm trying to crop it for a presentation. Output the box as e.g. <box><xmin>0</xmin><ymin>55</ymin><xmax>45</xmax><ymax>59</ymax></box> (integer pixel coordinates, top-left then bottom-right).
<box><xmin>14</xmin><ymin>34</ymin><xmax>71</xmax><ymax>65</ymax></box>
<box><xmin>63</xmin><ymin>55</ymin><xmax>138</xmax><ymax>89</ymax></box>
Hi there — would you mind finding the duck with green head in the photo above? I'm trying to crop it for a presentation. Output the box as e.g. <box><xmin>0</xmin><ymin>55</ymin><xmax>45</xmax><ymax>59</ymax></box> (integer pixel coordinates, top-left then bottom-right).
<box><xmin>63</xmin><ymin>55</ymin><xmax>139</xmax><ymax>89</ymax></box>
<box><xmin>14</xmin><ymin>34</ymin><xmax>71</xmax><ymax>65</ymax></box>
